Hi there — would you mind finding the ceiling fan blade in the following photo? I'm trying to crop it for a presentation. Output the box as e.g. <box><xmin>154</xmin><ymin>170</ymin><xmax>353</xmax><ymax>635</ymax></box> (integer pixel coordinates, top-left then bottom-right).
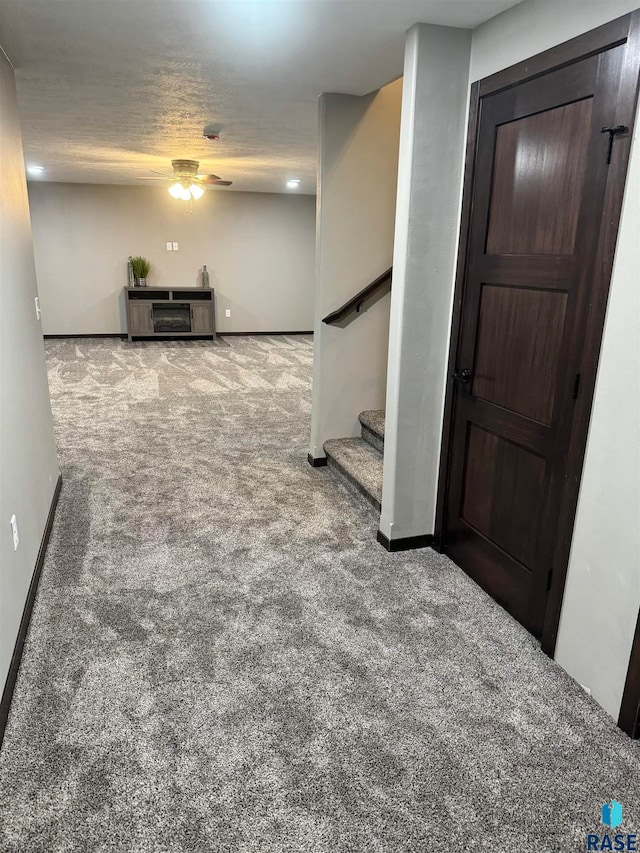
<box><xmin>150</xmin><ymin>170</ymin><xmax>174</xmax><ymax>178</ymax></box>
<box><xmin>198</xmin><ymin>174</ymin><xmax>222</xmax><ymax>184</ymax></box>
<box><xmin>211</xmin><ymin>180</ymin><xmax>232</xmax><ymax>187</ymax></box>
<box><xmin>136</xmin><ymin>176</ymin><xmax>170</xmax><ymax>180</ymax></box>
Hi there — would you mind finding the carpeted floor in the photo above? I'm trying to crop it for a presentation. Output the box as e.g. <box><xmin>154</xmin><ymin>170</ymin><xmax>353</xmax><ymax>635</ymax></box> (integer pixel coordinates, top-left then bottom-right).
<box><xmin>0</xmin><ymin>335</ymin><xmax>638</xmax><ymax>852</ymax></box>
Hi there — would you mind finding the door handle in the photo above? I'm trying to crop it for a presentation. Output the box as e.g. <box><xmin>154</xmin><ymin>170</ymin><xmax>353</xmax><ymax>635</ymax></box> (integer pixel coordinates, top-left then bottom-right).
<box><xmin>453</xmin><ymin>368</ymin><xmax>472</xmax><ymax>384</ymax></box>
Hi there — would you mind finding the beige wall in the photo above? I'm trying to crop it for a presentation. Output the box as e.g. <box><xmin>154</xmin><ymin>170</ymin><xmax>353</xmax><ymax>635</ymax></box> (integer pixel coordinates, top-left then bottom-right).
<box><xmin>28</xmin><ymin>183</ymin><xmax>316</xmax><ymax>335</ymax></box>
<box><xmin>469</xmin><ymin>0</ymin><xmax>640</xmax><ymax>721</ymax></box>
<box><xmin>381</xmin><ymin>24</ymin><xmax>471</xmax><ymax>542</ymax></box>
<box><xmin>309</xmin><ymin>80</ymin><xmax>402</xmax><ymax>459</ymax></box>
<box><xmin>0</xmin><ymin>49</ymin><xmax>60</xmax><ymax>693</ymax></box>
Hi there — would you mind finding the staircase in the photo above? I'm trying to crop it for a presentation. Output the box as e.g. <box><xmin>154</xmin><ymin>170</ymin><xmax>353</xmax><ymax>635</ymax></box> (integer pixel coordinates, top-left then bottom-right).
<box><xmin>323</xmin><ymin>410</ymin><xmax>385</xmax><ymax>511</ymax></box>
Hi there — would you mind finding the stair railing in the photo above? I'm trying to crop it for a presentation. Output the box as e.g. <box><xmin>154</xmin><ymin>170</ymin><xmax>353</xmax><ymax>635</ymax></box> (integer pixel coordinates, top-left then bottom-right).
<box><xmin>322</xmin><ymin>267</ymin><xmax>392</xmax><ymax>326</ymax></box>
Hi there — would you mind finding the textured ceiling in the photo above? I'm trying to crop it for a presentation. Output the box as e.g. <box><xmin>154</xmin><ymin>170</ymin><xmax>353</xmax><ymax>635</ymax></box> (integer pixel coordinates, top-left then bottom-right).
<box><xmin>0</xmin><ymin>0</ymin><xmax>521</xmax><ymax>194</ymax></box>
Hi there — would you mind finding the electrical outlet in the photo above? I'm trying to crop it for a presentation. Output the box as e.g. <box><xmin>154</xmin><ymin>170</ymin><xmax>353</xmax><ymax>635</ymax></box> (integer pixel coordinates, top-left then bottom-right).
<box><xmin>225</xmin><ymin>309</ymin><xmax>231</xmax><ymax>318</ymax></box>
<box><xmin>172</xmin><ymin>242</ymin><xmax>179</xmax><ymax>251</ymax></box>
<box><xmin>35</xmin><ymin>296</ymin><xmax>42</xmax><ymax>321</ymax></box>
<box><xmin>166</xmin><ymin>242</ymin><xmax>172</xmax><ymax>251</ymax></box>
<box><xmin>10</xmin><ymin>514</ymin><xmax>19</xmax><ymax>551</ymax></box>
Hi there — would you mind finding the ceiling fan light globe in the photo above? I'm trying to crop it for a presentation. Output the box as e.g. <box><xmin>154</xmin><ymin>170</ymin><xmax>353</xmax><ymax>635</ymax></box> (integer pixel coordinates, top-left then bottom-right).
<box><xmin>168</xmin><ymin>182</ymin><xmax>183</xmax><ymax>199</ymax></box>
<box><xmin>178</xmin><ymin>185</ymin><xmax>191</xmax><ymax>201</ymax></box>
<box><xmin>189</xmin><ymin>184</ymin><xmax>204</xmax><ymax>200</ymax></box>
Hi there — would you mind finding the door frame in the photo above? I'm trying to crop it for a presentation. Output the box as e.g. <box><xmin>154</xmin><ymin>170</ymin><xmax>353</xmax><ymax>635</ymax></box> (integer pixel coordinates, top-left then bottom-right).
<box><xmin>434</xmin><ymin>11</ymin><xmax>640</xmax><ymax>657</ymax></box>
<box><xmin>619</xmin><ymin>613</ymin><xmax>640</xmax><ymax>737</ymax></box>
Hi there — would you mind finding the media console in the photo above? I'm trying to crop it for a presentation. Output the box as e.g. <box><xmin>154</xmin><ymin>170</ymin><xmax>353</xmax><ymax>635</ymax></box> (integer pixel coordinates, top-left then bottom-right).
<box><xmin>124</xmin><ymin>286</ymin><xmax>215</xmax><ymax>341</ymax></box>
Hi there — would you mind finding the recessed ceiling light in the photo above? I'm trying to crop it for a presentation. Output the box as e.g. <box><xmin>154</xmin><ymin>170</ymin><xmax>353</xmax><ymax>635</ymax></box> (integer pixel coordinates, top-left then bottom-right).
<box><xmin>286</xmin><ymin>179</ymin><xmax>301</xmax><ymax>189</ymax></box>
<box><xmin>28</xmin><ymin>165</ymin><xmax>45</xmax><ymax>174</ymax></box>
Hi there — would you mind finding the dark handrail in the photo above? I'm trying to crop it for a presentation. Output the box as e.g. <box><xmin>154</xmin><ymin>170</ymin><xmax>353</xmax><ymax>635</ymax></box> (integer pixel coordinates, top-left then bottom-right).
<box><xmin>322</xmin><ymin>267</ymin><xmax>392</xmax><ymax>325</ymax></box>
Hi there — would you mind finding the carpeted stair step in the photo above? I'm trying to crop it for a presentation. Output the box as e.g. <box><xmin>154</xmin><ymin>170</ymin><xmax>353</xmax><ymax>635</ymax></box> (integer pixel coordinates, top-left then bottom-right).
<box><xmin>323</xmin><ymin>437</ymin><xmax>383</xmax><ymax>511</ymax></box>
<box><xmin>359</xmin><ymin>409</ymin><xmax>385</xmax><ymax>453</ymax></box>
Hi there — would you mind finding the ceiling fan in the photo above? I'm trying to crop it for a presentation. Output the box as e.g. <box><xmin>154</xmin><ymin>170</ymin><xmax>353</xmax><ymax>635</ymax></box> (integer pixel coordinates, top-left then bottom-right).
<box><xmin>138</xmin><ymin>159</ymin><xmax>232</xmax><ymax>202</ymax></box>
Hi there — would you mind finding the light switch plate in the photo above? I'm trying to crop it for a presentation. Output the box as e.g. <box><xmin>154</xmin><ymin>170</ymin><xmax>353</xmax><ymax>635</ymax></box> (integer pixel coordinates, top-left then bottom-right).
<box><xmin>172</xmin><ymin>242</ymin><xmax>179</xmax><ymax>251</ymax></box>
<box><xmin>225</xmin><ymin>309</ymin><xmax>231</xmax><ymax>318</ymax></box>
<box><xmin>166</xmin><ymin>242</ymin><xmax>172</xmax><ymax>251</ymax></box>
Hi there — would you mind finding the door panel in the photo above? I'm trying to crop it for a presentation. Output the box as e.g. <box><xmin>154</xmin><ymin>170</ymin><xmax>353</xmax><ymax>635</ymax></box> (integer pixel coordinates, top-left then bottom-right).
<box><xmin>442</xmin><ymin>27</ymin><xmax>639</xmax><ymax>638</ymax></box>
<box><xmin>486</xmin><ymin>98</ymin><xmax>593</xmax><ymax>256</ymax></box>
<box><xmin>461</xmin><ymin>424</ymin><xmax>546</xmax><ymax>569</ymax></box>
<box><xmin>473</xmin><ymin>284</ymin><xmax>568</xmax><ymax>424</ymax></box>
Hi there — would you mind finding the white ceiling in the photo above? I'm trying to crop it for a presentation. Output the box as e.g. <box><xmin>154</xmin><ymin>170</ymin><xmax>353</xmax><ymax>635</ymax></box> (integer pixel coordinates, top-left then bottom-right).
<box><xmin>0</xmin><ymin>0</ymin><xmax>521</xmax><ymax>194</ymax></box>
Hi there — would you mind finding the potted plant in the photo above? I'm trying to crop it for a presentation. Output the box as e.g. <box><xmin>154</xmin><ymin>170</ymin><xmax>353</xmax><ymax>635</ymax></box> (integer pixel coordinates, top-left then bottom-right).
<box><xmin>131</xmin><ymin>256</ymin><xmax>151</xmax><ymax>287</ymax></box>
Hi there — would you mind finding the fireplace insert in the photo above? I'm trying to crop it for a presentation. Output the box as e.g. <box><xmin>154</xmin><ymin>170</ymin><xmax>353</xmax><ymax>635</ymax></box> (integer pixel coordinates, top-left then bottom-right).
<box><xmin>152</xmin><ymin>303</ymin><xmax>191</xmax><ymax>333</ymax></box>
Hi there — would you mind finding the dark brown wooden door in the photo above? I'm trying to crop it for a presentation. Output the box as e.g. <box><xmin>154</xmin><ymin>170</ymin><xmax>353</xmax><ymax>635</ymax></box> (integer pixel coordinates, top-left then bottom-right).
<box><xmin>443</xmin><ymin>20</ymin><xmax>640</xmax><ymax>638</ymax></box>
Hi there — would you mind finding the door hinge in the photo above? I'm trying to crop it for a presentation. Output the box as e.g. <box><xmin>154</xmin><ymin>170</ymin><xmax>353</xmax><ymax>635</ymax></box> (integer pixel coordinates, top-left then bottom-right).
<box><xmin>572</xmin><ymin>372</ymin><xmax>581</xmax><ymax>399</ymax></box>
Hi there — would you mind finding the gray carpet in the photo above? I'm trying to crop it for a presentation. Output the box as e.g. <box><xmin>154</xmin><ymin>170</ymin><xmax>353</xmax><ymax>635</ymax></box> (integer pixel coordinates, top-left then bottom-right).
<box><xmin>0</xmin><ymin>335</ymin><xmax>638</xmax><ymax>852</ymax></box>
<box><xmin>323</xmin><ymin>438</ymin><xmax>383</xmax><ymax>510</ymax></box>
<box><xmin>358</xmin><ymin>410</ymin><xmax>385</xmax><ymax>455</ymax></box>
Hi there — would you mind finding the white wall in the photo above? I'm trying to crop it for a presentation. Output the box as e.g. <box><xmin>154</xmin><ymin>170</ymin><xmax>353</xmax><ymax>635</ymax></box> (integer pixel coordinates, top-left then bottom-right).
<box><xmin>309</xmin><ymin>80</ymin><xmax>402</xmax><ymax>459</ymax></box>
<box><xmin>469</xmin><ymin>0</ymin><xmax>640</xmax><ymax>81</ymax></box>
<box><xmin>28</xmin><ymin>183</ymin><xmax>316</xmax><ymax>335</ymax></box>
<box><xmin>468</xmin><ymin>0</ymin><xmax>640</xmax><ymax>720</ymax></box>
<box><xmin>380</xmin><ymin>24</ymin><xmax>471</xmax><ymax>542</ymax></box>
<box><xmin>0</xmin><ymin>49</ymin><xmax>60</xmax><ymax>694</ymax></box>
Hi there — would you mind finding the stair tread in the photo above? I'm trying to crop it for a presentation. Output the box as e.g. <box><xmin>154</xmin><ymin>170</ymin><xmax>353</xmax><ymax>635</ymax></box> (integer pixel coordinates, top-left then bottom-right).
<box><xmin>323</xmin><ymin>437</ymin><xmax>383</xmax><ymax>507</ymax></box>
<box><xmin>358</xmin><ymin>409</ymin><xmax>385</xmax><ymax>440</ymax></box>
